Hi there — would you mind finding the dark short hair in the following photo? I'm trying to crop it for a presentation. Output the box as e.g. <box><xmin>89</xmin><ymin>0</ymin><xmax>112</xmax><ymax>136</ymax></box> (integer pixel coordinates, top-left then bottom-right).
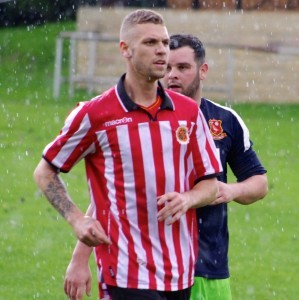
<box><xmin>170</xmin><ymin>34</ymin><xmax>205</xmax><ymax>64</ymax></box>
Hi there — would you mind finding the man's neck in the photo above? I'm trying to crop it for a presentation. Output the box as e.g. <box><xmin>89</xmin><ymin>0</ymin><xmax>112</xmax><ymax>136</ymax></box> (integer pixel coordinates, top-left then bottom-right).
<box><xmin>124</xmin><ymin>72</ymin><xmax>159</xmax><ymax>107</ymax></box>
<box><xmin>194</xmin><ymin>89</ymin><xmax>202</xmax><ymax>106</ymax></box>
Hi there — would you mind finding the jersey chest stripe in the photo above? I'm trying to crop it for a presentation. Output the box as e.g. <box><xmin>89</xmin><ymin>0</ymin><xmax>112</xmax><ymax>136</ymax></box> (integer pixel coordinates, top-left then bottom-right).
<box><xmin>180</xmin><ymin>214</ymin><xmax>192</xmax><ymax>288</ymax></box>
<box><xmin>96</xmin><ymin>130</ymin><xmax>126</xmax><ymax>286</ymax></box>
<box><xmin>161</xmin><ymin>120</ymin><xmax>192</xmax><ymax>288</ymax></box>
<box><xmin>105</xmin><ymin>126</ymin><xmax>141</xmax><ymax>288</ymax></box>
<box><xmin>117</xmin><ymin>125</ymin><xmax>150</xmax><ymax>288</ymax></box>
<box><xmin>148</xmin><ymin>121</ymin><xmax>175</xmax><ymax>289</ymax></box>
<box><xmin>160</xmin><ymin>121</ymin><xmax>175</xmax><ymax>193</ymax></box>
<box><xmin>129</xmin><ymin>125</ymin><xmax>157</xmax><ymax>288</ymax></box>
<box><xmin>160</xmin><ymin>121</ymin><xmax>180</xmax><ymax>285</ymax></box>
<box><xmin>178</xmin><ymin>120</ymin><xmax>188</xmax><ymax>193</ymax></box>
<box><xmin>138</xmin><ymin>123</ymin><xmax>163</xmax><ymax>289</ymax></box>
<box><xmin>98</xmin><ymin>124</ymin><xmax>154</xmax><ymax>288</ymax></box>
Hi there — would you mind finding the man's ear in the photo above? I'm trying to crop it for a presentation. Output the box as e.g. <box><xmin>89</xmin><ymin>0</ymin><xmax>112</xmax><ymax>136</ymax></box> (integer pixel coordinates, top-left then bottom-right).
<box><xmin>199</xmin><ymin>63</ymin><xmax>208</xmax><ymax>80</ymax></box>
<box><xmin>120</xmin><ymin>41</ymin><xmax>132</xmax><ymax>58</ymax></box>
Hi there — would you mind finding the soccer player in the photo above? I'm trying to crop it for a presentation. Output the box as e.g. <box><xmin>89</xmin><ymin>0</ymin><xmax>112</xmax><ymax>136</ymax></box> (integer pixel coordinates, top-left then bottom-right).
<box><xmin>63</xmin><ymin>33</ymin><xmax>268</xmax><ymax>300</ymax></box>
<box><xmin>163</xmin><ymin>34</ymin><xmax>268</xmax><ymax>300</ymax></box>
<box><xmin>33</xmin><ymin>11</ymin><xmax>222</xmax><ymax>300</ymax></box>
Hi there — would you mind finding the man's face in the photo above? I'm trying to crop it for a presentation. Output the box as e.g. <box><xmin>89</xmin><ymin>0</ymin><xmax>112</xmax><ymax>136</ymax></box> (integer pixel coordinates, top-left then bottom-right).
<box><xmin>162</xmin><ymin>46</ymin><xmax>200</xmax><ymax>99</ymax></box>
<box><xmin>124</xmin><ymin>23</ymin><xmax>170</xmax><ymax>81</ymax></box>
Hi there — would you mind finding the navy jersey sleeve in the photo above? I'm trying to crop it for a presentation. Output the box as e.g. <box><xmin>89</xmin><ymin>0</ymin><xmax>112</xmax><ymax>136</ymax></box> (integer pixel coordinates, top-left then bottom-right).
<box><xmin>227</xmin><ymin>112</ymin><xmax>266</xmax><ymax>182</ymax></box>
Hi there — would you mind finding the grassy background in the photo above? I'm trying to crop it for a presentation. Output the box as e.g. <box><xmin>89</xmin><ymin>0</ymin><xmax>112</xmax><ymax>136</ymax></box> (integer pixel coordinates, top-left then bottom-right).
<box><xmin>1</xmin><ymin>22</ymin><xmax>299</xmax><ymax>299</ymax></box>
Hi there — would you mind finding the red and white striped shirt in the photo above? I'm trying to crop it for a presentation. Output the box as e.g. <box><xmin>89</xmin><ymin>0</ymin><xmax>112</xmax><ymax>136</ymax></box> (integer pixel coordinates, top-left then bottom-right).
<box><xmin>43</xmin><ymin>75</ymin><xmax>222</xmax><ymax>291</ymax></box>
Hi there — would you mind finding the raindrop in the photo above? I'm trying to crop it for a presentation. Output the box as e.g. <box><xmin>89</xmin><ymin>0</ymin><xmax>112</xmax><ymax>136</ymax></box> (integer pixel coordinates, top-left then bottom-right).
<box><xmin>54</xmin><ymin>115</ymin><xmax>60</xmax><ymax>124</ymax></box>
<box><xmin>246</xmin><ymin>286</ymin><xmax>255</xmax><ymax>295</ymax></box>
<box><xmin>245</xmin><ymin>213</ymin><xmax>250</xmax><ymax>222</ymax></box>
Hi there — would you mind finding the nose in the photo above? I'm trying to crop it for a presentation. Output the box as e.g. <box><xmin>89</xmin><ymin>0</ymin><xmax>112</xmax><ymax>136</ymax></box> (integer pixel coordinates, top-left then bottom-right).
<box><xmin>168</xmin><ymin>67</ymin><xmax>178</xmax><ymax>79</ymax></box>
<box><xmin>156</xmin><ymin>41</ymin><xmax>168</xmax><ymax>54</ymax></box>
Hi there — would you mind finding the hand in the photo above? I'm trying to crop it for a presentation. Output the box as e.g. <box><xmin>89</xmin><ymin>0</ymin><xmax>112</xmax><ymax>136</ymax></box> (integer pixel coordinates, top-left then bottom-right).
<box><xmin>73</xmin><ymin>215</ymin><xmax>111</xmax><ymax>247</ymax></box>
<box><xmin>210</xmin><ymin>181</ymin><xmax>234</xmax><ymax>205</ymax></box>
<box><xmin>157</xmin><ymin>192</ymin><xmax>191</xmax><ymax>225</ymax></box>
<box><xmin>64</xmin><ymin>256</ymin><xmax>92</xmax><ymax>300</ymax></box>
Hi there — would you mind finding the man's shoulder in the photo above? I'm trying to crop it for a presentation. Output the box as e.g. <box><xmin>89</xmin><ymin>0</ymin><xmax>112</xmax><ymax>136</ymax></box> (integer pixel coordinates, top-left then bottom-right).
<box><xmin>203</xmin><ymin>98</ymin><xmax>230</xmax><ymax>112</ymax></box>
<box><xmin>202</xmin><ymin>98</ymin><xmax>243</xmax><ymax>121</ymax></box>
<box><xmin>86</xmin><ymin>86</ymin><xmax>117</xmax><ymax>107</ymax></box>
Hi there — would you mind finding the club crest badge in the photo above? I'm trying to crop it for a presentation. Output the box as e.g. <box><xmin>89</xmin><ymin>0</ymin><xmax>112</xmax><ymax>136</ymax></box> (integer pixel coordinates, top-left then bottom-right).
<box><xmin>176</xmin><ymin>125</ymin><xmax>190</xmax><ymax>145</ymax></box>
<box><xmin>208</xmin><ymin>119</ymin><xmax>227</xmax><ymax>140</ymax></box>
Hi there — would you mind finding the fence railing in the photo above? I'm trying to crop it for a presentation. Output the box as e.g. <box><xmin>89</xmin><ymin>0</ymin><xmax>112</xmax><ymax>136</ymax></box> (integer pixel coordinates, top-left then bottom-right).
<box><xmin>53</xmin><ymin>31</ymin><xmax>299</xmax><ymax>103</ymax></box>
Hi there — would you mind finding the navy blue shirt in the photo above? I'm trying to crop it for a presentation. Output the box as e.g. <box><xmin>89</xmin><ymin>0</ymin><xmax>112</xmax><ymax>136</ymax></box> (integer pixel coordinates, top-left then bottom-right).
<box><xmin>195</xmin><ymin>98</ymin><xmax>267</xmax><ymax>279</ymax></box>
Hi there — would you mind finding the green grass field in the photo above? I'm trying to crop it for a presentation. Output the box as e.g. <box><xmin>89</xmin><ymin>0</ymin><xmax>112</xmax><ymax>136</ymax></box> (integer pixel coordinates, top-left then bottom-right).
<box><xmin>1</xmin><ymin>22</ymin><xmax>299</xmax><ymax>299</ymax></box>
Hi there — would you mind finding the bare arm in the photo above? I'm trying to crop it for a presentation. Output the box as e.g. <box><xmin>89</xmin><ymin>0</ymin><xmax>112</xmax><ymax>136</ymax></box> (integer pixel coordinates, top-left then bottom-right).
<box><xmin>211</xmin><ymin>174</ymin><xmax>268</xmax><ymax>206</ymax></box>
<box><xmin>157</xmin><ymin>177</ymin><xmax>218</xmax><ymax>225</ymax></box>
<box><xmin>33</xmin><ymin>158</ymin><xmax>110</xmax><ymax>246</ymax></box>
<box><xmin>64</xmin><ymin>240</ymin><xmax>93</xmax><ymax>300</ymax></box>
<box><xmin>64</xmin><ymin>204</ymin><xmax>95</xmax><ymax>300</ymax></box>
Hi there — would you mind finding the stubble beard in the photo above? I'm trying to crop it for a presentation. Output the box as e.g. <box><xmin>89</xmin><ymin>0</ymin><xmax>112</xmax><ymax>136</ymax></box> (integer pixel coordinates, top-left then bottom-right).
<box><xmin>183</xmin><ymin>72</ymin><xmax>200</xmax><ymax>99</ymax></box>
<box><xmin>134</xmin><ymin>58</ymin><xmax>166</xmax><ymax>82</ymax></box>
<box><xmin>146</xmin><ymin>66</ymin><xmax>167</xmax><ymax>82</ymax></box>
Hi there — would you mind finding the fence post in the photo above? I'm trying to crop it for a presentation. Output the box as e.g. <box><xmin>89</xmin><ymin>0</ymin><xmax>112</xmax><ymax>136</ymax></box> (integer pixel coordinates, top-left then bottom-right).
<box><xmin>53</xmin><ymin>36</ymin><xmax>63</xmax><ymax>99</ymax></box>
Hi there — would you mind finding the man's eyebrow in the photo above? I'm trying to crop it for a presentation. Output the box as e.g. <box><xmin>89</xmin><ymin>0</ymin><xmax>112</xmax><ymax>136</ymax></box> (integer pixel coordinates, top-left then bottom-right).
<box><xmin>177</xmin><ymin>62</ymin><xmax>190</xmax><ymax>66</ymax></box>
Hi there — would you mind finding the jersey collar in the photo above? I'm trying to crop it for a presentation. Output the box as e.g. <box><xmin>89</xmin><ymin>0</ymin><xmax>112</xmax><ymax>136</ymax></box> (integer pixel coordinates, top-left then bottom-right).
<box><xmin>116</xmin><ymin>73</ymin><xmax>174</xmax><ymax>112</ymax></box>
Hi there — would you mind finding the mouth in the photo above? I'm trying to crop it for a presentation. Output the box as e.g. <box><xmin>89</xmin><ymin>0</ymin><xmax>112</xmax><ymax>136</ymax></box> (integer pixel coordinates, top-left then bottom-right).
<box><xmin>154</xmin><ymin>60</ymin><xmax>166</xmax><ymax>67</ymax></box>
<box><xmin>167</xmin><ymin>82</ymin><xmax>182</xmax><ymax>91</ymax></box>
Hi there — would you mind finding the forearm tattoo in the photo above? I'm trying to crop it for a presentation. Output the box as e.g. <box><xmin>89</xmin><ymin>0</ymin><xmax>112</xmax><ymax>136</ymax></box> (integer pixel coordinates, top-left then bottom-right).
<box><xmin>44</xmin><ymin>173</ymin><xmax>74</xmax><ymax>219</ymax></box>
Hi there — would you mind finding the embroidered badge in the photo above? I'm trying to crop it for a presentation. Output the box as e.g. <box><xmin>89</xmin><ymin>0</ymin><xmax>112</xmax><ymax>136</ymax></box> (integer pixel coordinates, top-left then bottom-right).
<box><xmin>208</xmin><ymin>119</ymin><xmax>227</xmax><ymax>140</ymax></box>
<box><xmin>176</xmin><ymin>125</ymin><xmax>190</xmax><ymax>145</ymax></box>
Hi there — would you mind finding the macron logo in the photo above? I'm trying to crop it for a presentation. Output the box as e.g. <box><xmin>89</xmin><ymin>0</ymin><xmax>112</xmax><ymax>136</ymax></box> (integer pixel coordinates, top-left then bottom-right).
<box><xmin>104</xmin><ymin>117</ymin><xmax>133</xmax><ymax>127</ymax></box>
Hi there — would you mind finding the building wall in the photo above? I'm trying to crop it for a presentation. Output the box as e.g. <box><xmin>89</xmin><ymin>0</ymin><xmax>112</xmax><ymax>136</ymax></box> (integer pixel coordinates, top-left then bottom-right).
<box><xmin>73</xmin><ymin>8</ymin><xmax>299</xmax><ymax>103</ymax></box>
<box><xmin>99</xmin><ymin>0</ymin><xmax>299</xmax><ymax>9</ymax></box>
<box><xmin>167</xmin><ymin>0</ymin><xmax>299</xmax><ymax>10</ymax></box>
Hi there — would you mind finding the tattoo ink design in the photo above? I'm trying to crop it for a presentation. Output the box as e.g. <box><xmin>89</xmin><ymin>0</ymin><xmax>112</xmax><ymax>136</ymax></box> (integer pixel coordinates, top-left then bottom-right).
<box><xmin>44</xmin><ymin>173</ymin><xmax>74</xmax><ymax>218</ymax></box>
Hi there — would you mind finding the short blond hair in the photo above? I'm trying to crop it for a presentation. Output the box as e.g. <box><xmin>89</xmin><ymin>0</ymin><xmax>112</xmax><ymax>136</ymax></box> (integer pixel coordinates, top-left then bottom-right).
<box><xmin>120</xmin><ymin>9</ymin><xmax>165</xmax><ymax>40</ymax></box>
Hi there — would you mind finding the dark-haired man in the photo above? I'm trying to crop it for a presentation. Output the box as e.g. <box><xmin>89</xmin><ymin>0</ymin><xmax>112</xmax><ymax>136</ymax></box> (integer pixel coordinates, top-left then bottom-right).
<box><xmin>163</xmin><ymin>34</ymin><xmax>268</xmax><ymax>300</ymax></box>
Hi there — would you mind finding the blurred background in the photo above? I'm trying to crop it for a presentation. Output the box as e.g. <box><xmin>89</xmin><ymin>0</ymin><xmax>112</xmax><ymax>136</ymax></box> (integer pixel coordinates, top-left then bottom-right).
<box><xmin>2</xmin><ymin>0</ymin><xmax>299</xmax><ymax>27</ymax></box>
<box><xmin>1</xmin><ymin>0</ymin><xmax>299</xmax><ymax>103</ymax></box>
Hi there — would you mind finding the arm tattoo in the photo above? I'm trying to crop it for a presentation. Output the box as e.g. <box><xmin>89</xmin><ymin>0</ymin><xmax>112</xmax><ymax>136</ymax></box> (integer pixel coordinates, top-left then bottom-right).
<box><xmin>44</xmin><ymin>173</ymin><xmax>74</xmax><ymax>219</ymax></box>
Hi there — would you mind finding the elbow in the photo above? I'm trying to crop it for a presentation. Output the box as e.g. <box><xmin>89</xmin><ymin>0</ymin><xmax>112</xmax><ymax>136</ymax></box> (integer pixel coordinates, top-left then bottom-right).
<box><xmin>236</xmin><ymin>174</ymin><xmax>268</xmax><ymax>205</ymax></box>
<box><xmin>259</xmin><ymin>175</ymin><xmax>269</xmax><ymax>200</ymax></box>
<box><xmin>260</xmin><ymin>188</ymin><xmax>268</xmax><ymax>201</ymax></box>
